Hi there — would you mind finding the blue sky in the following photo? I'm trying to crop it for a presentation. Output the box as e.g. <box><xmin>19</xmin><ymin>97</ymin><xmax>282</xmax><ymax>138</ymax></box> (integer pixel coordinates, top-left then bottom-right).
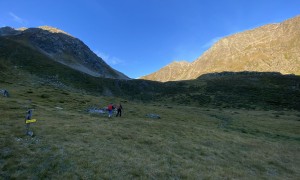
<box><xmin>0</xmin><ymin>0</ymin><xmax>299</xmax><ymax>78</ymax></box>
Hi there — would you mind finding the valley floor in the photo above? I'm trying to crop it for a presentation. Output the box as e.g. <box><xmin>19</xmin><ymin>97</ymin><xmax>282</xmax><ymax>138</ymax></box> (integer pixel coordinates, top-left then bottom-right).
<box><xmin>0</xmin><ymin>83</ymin><xmax>300</xmax><ymax>179</ymax></box>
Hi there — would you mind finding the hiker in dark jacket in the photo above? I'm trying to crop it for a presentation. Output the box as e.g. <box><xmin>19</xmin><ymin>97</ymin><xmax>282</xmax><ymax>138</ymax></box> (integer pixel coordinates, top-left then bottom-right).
<box><xmin>116</xmin><ymin>103</ymin><xmax>123</xmax><ymax>117</ymax></box>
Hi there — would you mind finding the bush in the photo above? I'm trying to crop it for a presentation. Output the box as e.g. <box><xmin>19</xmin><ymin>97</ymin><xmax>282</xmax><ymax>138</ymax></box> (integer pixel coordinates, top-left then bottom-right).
<box><xmin>41</xmin><ymin>94</ymin><xmax>50</xmax><ymax>98</ymax></box>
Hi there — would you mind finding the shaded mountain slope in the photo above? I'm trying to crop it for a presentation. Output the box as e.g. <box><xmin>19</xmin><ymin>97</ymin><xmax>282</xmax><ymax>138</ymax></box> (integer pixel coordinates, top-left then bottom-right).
<box><xmin>1</xmin><ymin>38</ymin><xmax>299</xmax><ymax>111</ymax></box>
<box><xmin>1</xmin><ymin>25</ymin><xmax>299</xmax><ymax>111</ymax></box>
<box><xmin>0</xmin><ymin>26</ymin><xmax>129</xmax><ymax>79</ymax></box>
<box><xmin>0</xmin><ymin>36</ymin><xmax>158</xmax><ymax>97</ymax></box>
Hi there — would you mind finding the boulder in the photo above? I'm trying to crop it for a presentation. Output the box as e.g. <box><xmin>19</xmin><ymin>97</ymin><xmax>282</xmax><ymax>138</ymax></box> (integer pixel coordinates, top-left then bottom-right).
<box><xmin>146</xmin><ymin>114</ymin><xmax>161</xmax><ymax>119</ymax></box>
<box><xmin>0</xmin><ymin>89</ymin><xmax>9</xmax><ymax>97</ymax></box>
<box><xmin>87</xmin><ymin>107</ymin><xmax>107</xmax><ymax>115</ymax></box>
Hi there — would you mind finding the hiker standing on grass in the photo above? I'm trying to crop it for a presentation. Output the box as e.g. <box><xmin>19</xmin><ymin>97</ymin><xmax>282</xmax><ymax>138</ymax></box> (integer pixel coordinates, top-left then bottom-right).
<box><xmin>116</xmin><ymin>103</ymin><xmax>123</xmax><ymax>117</ymax></box>
<box><xmin>107</xmin><ymin>103</ymin><xmax>114</xmax><ymax>118</ymax></box>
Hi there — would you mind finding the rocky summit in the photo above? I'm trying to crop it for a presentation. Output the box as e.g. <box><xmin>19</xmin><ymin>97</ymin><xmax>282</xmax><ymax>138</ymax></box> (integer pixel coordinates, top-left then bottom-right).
<box><xmin>141</xmin><ymin>15</ymin><xmax>300</xmax><ymax>82</ymax></box>
<box><xmin>0</xmin><ymin>26</ymin><xmax>129</xmax><ymax>79</ymax></box>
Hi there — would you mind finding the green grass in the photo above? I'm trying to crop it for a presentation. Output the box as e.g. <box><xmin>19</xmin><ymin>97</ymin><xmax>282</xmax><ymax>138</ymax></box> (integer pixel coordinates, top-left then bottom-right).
<box><xmin>1</xmin><ymin>36</ymin><xmax>300</xmax><ymax>178</ymax></box>
<box><xmin>1</xmin><ymin>79</ymin><xmax>299</xmax><ymax>179</ymax></box>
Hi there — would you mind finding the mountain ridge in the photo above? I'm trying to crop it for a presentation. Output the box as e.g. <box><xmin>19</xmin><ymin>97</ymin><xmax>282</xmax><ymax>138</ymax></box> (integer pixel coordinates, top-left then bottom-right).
<box><xmin>141</xmin><ymin>15</ymin><xmax>300</xmax><ymax>82</ymax></box>
<box><xmin>0</xmin><ymin>26</ymin><xmax>129</xmax><ymax>80</ymax></box>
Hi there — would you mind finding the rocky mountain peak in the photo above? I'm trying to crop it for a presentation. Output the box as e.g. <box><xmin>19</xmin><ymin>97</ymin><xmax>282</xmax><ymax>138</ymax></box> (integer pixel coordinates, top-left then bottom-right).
<box><xmin>169</xmin><ymin>61</ymin><xmax>190</xmax><ymax>66</ymax></box>
<box><xmin>141</xmin><ymin>15</ymin><xmax>300</xmax><ymax>82</ymax></box>
<box><xmin>0</xmin><ymin>26</ymin><xmax>20</xmax><ymax>36</ymax></box>
<box><xmin>17</xmin><ymin>27</ymin><xmax>28</xmax><ymax>31</ymax></box>
<box><xmin>141</xmin><ymin>60</ymin><xmax>191</xmax><ymax>82</ymax></box>
<box><xmin>38</xmin><ymin>26</ymin><xmax>71</xmax><ymax>36</ymax></box>
<box><xmin>0</xmin><ymin>25</ymin><xmax>129</xmax><ymax>79</ymax></box>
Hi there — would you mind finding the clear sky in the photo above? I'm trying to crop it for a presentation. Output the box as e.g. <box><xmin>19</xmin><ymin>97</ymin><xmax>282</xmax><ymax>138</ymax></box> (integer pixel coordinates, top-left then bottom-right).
<box><xmin>0</xmin><ymin>0</ymin><xmax>299</xmax><ymax>78</ymax></box>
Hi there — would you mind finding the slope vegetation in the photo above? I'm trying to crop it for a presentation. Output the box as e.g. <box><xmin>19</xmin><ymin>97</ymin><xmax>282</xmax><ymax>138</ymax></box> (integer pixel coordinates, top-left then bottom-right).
<box><xmin>1</xmin><ymin>35</ymin><xmax>300</xmax><ymax>178</ymax></box>
<box><xmin>1</xmin><ymin>37</ymin><xmax>300</xmax><ymax>111</ymax></box>
<box><xmin>1</xmin><ymin>71</ymin><xmax>300</xmax><ymax>179</ymax></box>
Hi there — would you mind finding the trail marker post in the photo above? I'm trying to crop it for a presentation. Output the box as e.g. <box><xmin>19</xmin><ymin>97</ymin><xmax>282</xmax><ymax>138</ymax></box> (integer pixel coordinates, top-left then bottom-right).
<box><xmin>25</xmin><ymin>109</ymin><xmax>36</xmax><ymax>136</ymax></box>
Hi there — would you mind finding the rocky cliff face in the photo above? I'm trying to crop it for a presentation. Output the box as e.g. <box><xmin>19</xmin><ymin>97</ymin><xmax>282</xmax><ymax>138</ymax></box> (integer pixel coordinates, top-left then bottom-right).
<box><xmin>141</xmin><ymin>15</ymin><xmax>300</xmax><ymax>82</ymax></box>
<box><xmin>0</xmin><ymin>26</ymin><xmax>129</xmax><ymax>79</ymax></box>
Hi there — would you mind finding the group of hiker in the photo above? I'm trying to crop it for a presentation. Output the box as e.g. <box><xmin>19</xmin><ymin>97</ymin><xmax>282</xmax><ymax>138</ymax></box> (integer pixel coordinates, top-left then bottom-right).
<box><xmin>107</xmin><ymin>103</ymin><xmax>123</xmax><ymax>118</ymax></box>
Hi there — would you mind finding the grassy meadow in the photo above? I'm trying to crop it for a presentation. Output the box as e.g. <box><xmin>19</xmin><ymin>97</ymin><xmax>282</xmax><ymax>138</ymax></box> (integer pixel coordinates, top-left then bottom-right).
<box><xmin>1</xmin><ymin>79</ymin><xmax>300</xmax><ymax>179</ymax></box>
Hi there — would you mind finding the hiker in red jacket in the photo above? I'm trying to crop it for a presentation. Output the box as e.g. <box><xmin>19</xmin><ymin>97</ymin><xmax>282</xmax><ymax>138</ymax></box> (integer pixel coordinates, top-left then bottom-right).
<box><xmin>107</xmin><ymin>103</ymin><xmax>114</xmax><ymax>118</ymax></box>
